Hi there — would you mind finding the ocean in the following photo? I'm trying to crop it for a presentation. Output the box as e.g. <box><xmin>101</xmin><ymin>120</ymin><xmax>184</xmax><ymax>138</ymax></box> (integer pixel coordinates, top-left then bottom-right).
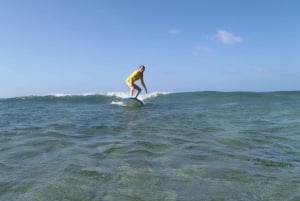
<box><xmin>1</xmin><ymin>91</ymin><xmax>300</xmax><ymax>201</ymax></box>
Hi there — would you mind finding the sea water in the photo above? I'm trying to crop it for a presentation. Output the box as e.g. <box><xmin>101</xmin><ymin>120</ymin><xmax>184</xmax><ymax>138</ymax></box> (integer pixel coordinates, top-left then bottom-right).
<box><xmin>1</xmin><ymin>91</ymin><xmax>300</xmax><ymax>201</ymax></box>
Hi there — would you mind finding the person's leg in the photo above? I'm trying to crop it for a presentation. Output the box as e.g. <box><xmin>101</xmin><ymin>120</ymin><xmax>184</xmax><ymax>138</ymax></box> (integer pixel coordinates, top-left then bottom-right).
<box><xmin>132</xmin><ymin>84</ymin><xmax>141</xmax><ymax>98</ymax></box>
<box><xmin>129</xmin><ymin>85</ymin><xmax>135</xmax><ymax>97</ymax></box>
<box><xmin>126</xmin><ymin>81</ymin><xmax>134</xmax><ymax>97</ymax></box>
<box><xmin>127</xmin><ymin>81</ymin><xmax>141</xmax><ymax>97</ymax></box>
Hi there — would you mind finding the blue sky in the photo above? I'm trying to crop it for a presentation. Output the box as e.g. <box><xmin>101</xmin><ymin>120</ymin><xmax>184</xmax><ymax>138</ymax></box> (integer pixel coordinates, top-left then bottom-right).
<box><xmin>0</xmin><ymin>0</ymin><xmax>299</xmax><ymax>98</ymax></box>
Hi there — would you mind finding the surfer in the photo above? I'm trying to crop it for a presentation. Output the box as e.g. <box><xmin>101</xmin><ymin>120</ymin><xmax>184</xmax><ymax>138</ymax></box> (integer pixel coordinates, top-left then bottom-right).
<box><xmin>125</xmin><ymin>65</ymin><xmax>148</xmax><ymax>98</ymax></box>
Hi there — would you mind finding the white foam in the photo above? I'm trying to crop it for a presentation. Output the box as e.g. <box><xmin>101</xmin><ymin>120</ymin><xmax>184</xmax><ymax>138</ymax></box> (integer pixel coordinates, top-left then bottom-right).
<box><xmin>111</xmin><ymin>101</ymin><xmax>126</xmax><ymax>106</ymax></box>
<box><xmin>50</xmin><ymin>93</ymin><xmax>98</xmax><ymax>97</ymax></box>
<box><xmin>106</xmin><ymin>91</ymin><xmax>169</xmax><ymax>101</ymax></box>
<box><xmin>48</xmin><ymin>91</ymin><xmax>170</xmax><ymax>101</ymax></box>
<box><xmin>105</xmin><ymin>92</ymin><xmax>129</xmax><ymax>98</ymax></box>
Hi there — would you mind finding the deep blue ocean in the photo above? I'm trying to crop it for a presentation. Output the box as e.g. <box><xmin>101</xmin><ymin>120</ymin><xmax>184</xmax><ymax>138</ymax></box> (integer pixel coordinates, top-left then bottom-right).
<box><xmin>1</xmin><ymin>91</ymin><xmax>300</xmax><ymax>201</ymax></box>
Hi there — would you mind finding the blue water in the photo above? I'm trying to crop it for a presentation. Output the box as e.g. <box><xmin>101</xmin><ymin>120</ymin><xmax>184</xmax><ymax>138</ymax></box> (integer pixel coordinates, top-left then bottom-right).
<box><xmin>1</xmin><ymin>91</ymin><xmax>300</xmax><ymax>201</ymax></box>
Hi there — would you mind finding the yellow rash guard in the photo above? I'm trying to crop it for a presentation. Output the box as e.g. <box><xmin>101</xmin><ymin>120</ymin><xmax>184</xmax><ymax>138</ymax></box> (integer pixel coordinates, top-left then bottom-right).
<box><xmin>126</xmin><ymin>70</ymin><xmax>143</xmax><ymax>85</ymax></box>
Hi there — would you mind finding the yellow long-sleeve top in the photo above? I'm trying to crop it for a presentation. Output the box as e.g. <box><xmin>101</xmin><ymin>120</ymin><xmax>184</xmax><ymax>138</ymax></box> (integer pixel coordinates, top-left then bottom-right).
<box><xmin>126</xmin><ymin>70</ymin><xmax>144</xmax><ymax>85</ymax></box>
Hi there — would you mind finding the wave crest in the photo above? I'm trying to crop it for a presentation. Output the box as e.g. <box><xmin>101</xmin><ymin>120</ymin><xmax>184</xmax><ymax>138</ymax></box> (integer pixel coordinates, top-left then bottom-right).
<box><xmin>106</xmin><ymin>91</ymin><xmax>170</xmax><ymax>101</ymax></box>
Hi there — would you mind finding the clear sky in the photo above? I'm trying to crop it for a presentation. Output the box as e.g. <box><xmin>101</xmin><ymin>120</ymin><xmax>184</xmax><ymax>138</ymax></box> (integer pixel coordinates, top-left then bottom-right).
<box><xmin>0</xmin><ymin>0</ymin><xmax>300</xmax><ymax>98</ymax></box>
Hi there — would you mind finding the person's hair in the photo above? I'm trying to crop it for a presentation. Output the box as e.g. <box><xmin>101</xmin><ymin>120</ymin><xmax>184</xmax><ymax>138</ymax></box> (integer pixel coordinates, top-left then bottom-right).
<box><xmin>139</xmin><ymin>65</ymin><xmax>145</xmax><ymax>70</ymax></box>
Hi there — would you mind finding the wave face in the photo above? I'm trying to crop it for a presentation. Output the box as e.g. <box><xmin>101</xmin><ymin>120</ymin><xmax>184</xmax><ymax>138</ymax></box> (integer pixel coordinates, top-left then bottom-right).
<box><xmin>1</xmin><ymin>91</ymin><xmax>300</xmax><ymax>200</ymax></box>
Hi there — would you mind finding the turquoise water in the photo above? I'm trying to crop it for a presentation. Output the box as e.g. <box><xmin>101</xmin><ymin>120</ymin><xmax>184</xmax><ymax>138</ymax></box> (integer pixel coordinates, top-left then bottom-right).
<box><xmin>1</xmin><ymin>91</ymin><xmax>300</xmax><ymax>201</ymax></box>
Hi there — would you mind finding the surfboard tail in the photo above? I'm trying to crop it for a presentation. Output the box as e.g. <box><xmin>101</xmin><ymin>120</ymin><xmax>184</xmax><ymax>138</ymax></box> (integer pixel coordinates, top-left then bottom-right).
<box><xmin>121</xmin><ymin>97</ymin><xmax>144</xmax><ymax>106</ymax></box>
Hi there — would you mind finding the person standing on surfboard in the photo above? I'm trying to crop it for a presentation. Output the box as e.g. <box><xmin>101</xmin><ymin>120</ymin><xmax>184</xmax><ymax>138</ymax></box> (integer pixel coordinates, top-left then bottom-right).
<box><xmin>125</xmin><ymin>65</ymin><xmax>148</xmax><ymax>98</ymax></box>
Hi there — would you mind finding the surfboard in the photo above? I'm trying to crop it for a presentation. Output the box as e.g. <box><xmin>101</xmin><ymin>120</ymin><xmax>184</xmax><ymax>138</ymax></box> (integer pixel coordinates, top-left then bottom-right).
<box><xmin>121</xmin><ymin>97</ymin><xmax>144</xmax><ymax>107</ymax></box>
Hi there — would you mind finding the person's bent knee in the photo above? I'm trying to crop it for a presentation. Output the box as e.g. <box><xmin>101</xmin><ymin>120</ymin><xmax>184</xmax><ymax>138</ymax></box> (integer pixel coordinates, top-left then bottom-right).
<box><xmin>133</xmin><ymin>84</ymin><xmax>141</xmax><ymax>91</ymax></box>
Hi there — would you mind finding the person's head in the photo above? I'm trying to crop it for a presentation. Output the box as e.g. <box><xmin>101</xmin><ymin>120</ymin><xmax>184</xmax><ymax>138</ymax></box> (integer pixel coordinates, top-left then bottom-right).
<box><xmin>138</xmin><ymin>65</ymin><xmax>145</xmax><ymax>72</ymax></box>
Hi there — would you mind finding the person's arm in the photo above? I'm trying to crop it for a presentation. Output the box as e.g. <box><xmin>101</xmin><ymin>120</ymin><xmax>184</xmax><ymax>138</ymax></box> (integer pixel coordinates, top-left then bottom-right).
<box><xmin>141</xmin><ymin>77</ymin><xmax>147</xmax><ymax>93</ymax></box>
